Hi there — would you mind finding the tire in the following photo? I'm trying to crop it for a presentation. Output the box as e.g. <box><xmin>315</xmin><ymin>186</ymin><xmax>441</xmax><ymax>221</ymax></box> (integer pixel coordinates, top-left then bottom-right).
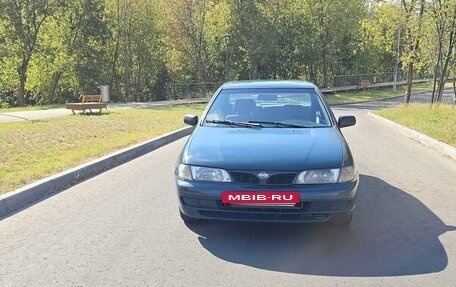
<box><xmin>331</xmin><ymin>211</ymin><xmax>353</xmax><ymax>227</ymax></box>
<box><xmin>179</xmin><ymin>209</ymin><xmax>199</xmax><ymax>223</ymax></box>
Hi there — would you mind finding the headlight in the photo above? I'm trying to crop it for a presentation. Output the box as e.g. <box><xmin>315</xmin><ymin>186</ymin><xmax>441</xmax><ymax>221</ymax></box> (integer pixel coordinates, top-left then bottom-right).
<box><xmin>177</xmin><ymin>164</ymin><xmax>231</xmax><ymax>182</ymax></box>
<box><xmin>339</xmin><ymin>166</ymin><xmax>356</xmax><ymax>182</ymax></box>
<box><xmin>294</xmin><ymin>166</ymin><xmax>356</xmax><ymax>184</ymax></box>
<box><xmin>295</xmin><ymin>169</ymin><xmax>340</xmax><ymax>184</ymax></box>
<box><xmin>177</xmin><ymin>164</ymin><xmax>193</xmax><ymax>181</ymax></box>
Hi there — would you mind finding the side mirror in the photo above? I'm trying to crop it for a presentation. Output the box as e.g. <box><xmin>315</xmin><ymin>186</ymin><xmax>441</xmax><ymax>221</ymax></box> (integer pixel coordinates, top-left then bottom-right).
<box><xmin>338</xmin><ymin>115</ymin><xmax>356</xmax><ymax>128</ymax></box>
<box><xmin>184</xmin><ymin>115</ymin><xmax>198</xmax><ymax>126</ymax></box>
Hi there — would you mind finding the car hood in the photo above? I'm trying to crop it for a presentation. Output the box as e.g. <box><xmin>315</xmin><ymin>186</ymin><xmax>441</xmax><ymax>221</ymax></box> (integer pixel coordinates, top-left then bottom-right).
<box><xmin>181</xmin><ymin>126</ymin><xmax>347</xmax><ymax>170</ymax></box>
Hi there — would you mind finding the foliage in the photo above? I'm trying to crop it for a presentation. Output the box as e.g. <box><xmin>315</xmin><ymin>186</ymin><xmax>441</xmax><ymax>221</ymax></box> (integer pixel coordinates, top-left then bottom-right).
<box><xmin>427</xmin><ymin>0</ymin><xmax>456</xmax><ymax>103</ymax></box>
<box><xmin>0</xmin><ymin>0</ymin><xmax>59</xmax><ymax>105</ymax></box>
<box><xmin>0</xmin><ymin>0</ymin><xmax>455</xmax><ymax>106</ymax></box>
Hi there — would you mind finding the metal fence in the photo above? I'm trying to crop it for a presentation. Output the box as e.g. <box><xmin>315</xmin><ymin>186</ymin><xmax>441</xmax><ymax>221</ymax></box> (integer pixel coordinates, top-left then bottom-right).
<box><xmin>308</xmin><ymin>72</ymin><xmax>411</xmax><ymax>88</ymax></box>
<box><xmin>163</xmin><ymin>82</ymin><xmax>223</xmax><ymax>101</ymax></box>
<box><xmin>161</xmin><ymin>72</ymin><xmax>431</xmax><ymax>100</ymax></box>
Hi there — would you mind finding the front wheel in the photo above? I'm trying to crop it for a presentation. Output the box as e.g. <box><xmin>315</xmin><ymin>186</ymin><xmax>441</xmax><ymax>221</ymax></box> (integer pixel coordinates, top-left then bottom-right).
<box><xmin>331</xmin><ymin>211</ymin><xmax>353</xmax><ymax>227</ymax></box>
<box><xmin>179</xmin><ymin>209</ymin><xmax>199</xmax><ymax>223</ymax></box>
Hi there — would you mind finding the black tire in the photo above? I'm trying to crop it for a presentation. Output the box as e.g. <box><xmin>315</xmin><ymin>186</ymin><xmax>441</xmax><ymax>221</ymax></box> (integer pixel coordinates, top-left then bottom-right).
<box><xmin>331</xmin><ymin>211</ymin><xmax>353</xmax><ymax>227</ymax></box>
<box><xmin>179</xmin><ymin>209</ymin><xmax>199</xmax><ymax>223</ymax></box>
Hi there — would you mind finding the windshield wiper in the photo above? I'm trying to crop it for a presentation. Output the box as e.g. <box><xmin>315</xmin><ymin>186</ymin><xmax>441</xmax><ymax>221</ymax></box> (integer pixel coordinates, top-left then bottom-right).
<box><xmin>206</xmin><ymin>119</ymin><xmax>263</xmax><ymax>128</ymax></box>
<box><xmin>248</xmin><ymin>121</ymin><xmax>313</xmax><ymax>128</ymax></box>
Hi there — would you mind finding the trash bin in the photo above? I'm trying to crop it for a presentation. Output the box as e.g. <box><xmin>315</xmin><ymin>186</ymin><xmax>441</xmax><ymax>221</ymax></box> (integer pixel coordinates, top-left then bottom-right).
<box><xmin>100</xmin><ymin>85</ymin><xmax>110</xmax><ymax>102</ymax></box>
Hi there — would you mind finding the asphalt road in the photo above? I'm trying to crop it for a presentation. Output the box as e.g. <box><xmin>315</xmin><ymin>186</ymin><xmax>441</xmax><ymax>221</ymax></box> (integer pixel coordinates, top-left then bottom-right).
<box><xmin>1</xmin><ymin>102</ymin><xmax>456</xmax><ymax>286</ymax></box>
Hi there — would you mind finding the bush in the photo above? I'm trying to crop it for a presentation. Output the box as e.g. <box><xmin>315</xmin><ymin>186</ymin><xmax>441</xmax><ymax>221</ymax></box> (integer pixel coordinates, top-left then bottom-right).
<box><xmin>0</xmin><ymin>90</ymin><xmax>17</xmax><ymax>107</ymax></box>
<box><xmin>0</xmin><ymin>90</ymin><xmax>46</xmax><ymax>107</ymax></box>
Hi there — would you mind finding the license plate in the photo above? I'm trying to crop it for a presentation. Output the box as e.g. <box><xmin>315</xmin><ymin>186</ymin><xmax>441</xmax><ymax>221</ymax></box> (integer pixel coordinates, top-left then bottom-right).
<box><xmin>221</xmin><ymin>191</ymin><xmax>300</xmax><ymax>205</ymax></box>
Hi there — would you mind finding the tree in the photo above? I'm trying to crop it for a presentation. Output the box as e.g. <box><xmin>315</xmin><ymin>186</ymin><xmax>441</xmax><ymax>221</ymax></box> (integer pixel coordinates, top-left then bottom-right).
<box><xmin>226</xmin><ymin>0</ymin><xmax>274</xmax><ymax>80</ymax></box>
<box><xmin>429</xmin><ymin>0</ymin><xmax>456</xmax><ymax>103</ymax></box>
<box><xmin>0</xmin><ymin>0</ymin><xmax>57</xmax><ymax>106</ymax></box>
<box><xmin>203</xmin><ymin>0</ymin><xmax>231</xmax><ymax>81</ymax></box>
<box><xmin>166</xmin><ymin>0</ymin><xmax>210</xmax><ymax>82</ymax></box>
<box><xmin>401</xmin><ymin>0</ymin><xmax>426</xmax><ymax>103</ymax></box>
<box><xmin>28</xmin><ymin>0</ymin><xmax>109</xmax><ymax>103</ymax></box>
<box><xmin>105</xmin><ymin>0</ymin><xmax>168</xmax><ymax>102</ymax></box>
<box><xmin>361</xmin><ymin>2</ymin><xmax>403</xmax><ymax>77</ymax></box>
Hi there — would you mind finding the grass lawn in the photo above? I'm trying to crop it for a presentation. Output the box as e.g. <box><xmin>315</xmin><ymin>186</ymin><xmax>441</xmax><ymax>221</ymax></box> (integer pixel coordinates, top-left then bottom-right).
<box><xmin>324</xmin><ymin>81</ymin><xmax>441</xmax><ymax>104</ymax></box>
<box><xmin>377</xmin><ymin>104</ymin><xmax>456</xmax><ymax>147</ymax></box>
<box><xmin>0</xmin><ymin>104</ymin><xmax>206</xmax><ymax>195</ymax></box>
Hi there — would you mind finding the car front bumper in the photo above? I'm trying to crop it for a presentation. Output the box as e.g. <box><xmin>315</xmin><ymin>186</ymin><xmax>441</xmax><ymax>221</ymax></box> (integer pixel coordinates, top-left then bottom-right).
<box><xmin>176</xmin><ymin>178</ymin><xmax>358</xmax><ymax>223</ymax></box>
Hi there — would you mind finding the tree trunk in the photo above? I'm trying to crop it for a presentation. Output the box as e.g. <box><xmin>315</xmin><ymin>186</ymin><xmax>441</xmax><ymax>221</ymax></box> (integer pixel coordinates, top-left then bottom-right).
<box><xmin>437</xmin><ymin>70</ymin><xmax>450</xmax><ymax>102</ymax></box>
<box><xmin>18</xmin><ymin>71</ymin><xmax>26</xmax><ymax>106</ymax></box>
<box><xmin>109</xmin><ymin>0</ymin><xmax>121</xmax><ymax>102</ymax></box>
<box><xmin>436</xmin><ymin>13</ymin><xmax>456</xmax><ymax>102</ymax></box>
<box><xmin>404</xmin><ymin>62</ymin><xmax>413</xmax><ymax>103</ymax></box>
<box><xmin>49</xmin><ymin>71</ymin><xmax>63</xmax><ymax>103</ymax></box>
<box><xmin>322</xmin><ymin>37</ymin><xmax>329</xmax><ymax>88</ymax></box>
<box><xmin>17</xmin><ymin>57</ymin><xmax>30</xmax><ymax>106</ymax></box>
<box><xmin>251</xmin><ymin>63</ymin><xmax>259</xmax><ymax>80</ymax></box>
<box><xmin>110</xmin><ymin>38</ymin><xmax>120</xmax><ymax>101</ymax></box>
<box><xmin>453</xmin><ymin>77</ymin><xmax>456</xmax><ymax>106</ymax></box>
<box><xmin>431</xmin><ymin>48</ymin><xmax>442</xmax><ymax>104</ymax></box>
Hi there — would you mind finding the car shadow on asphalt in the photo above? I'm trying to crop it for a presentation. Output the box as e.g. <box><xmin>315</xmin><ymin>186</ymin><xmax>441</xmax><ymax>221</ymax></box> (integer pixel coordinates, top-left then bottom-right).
<box><xmin>185</xmin><ymin>174</ymin><xmax>455</xmax><ymax>277</ymax></box>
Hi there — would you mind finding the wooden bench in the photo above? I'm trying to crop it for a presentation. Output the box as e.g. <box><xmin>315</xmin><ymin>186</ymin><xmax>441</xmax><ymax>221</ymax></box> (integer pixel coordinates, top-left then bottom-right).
<box><xmin>360</xmin><ymin>80</ymin><xmax>370</xmax><ymax>89</ymax></box>
<box><xmin>65</xmin><ymin>95</ymin><xmax>107</xmax><ymax>114</ymax></box>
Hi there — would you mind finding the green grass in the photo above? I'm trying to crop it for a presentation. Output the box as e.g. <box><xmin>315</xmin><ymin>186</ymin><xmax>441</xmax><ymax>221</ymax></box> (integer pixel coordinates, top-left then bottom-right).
<box><xmin>324</xmin><ymin>81</ymin><xmax>439</xmax><ymax>104</ymax></box>
<box><xmin>377</xmin><ymin>104</ymin><xmax>456</xmax><ymax>147</ymax></box>
<box><xmin>0</xmin><ymin>104</ymin><xmax>206</xmax><ymax>195</ymax></box>
<box><xmin>0</xmin><ymin>104</ymin><xmax>64</xmax><ymax>113</ymax></box>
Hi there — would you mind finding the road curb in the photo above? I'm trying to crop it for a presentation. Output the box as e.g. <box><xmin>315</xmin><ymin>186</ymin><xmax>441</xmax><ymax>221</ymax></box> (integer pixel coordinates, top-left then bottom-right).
<box><xmin>369</xmin><ymin>112</ymin><xmax>456</xmax><ymax>161</ymax></box>
<box><xmin>0</xmin><ymin>126</ymin><xmax>194</xmax><ymax>217</ymax></box>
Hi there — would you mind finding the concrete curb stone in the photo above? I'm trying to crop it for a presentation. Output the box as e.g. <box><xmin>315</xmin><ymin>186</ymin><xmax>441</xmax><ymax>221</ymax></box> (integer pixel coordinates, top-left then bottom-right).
<box><xmin>0</xmin><ymin>126</ymin><xmax>194</xmax><ymax>217</ymax></box>
<box><xmin>369</xmin><ymin>112</ymin><xmax>456</xmax><ymax>161</ymax></box>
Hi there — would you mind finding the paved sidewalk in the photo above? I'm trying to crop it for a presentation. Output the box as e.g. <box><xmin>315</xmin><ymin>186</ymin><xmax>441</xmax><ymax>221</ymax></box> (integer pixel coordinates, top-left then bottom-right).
<box><xmin>0</xmin><ymin>98</ymin><xmax>210</xmax><ymax>124</ymax></box>
<box><xmin>0</xmin><ymin>109</ymin><xmax>73</xmax><ymax>123</ymax></box>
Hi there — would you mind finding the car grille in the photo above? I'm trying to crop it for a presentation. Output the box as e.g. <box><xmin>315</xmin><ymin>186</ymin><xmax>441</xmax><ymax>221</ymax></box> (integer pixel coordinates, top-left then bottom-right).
<box><xmin>230</xmin><ymin>172</ymin><xmax>297</xmax><ymax>185</ymax></box>
<box><xmin>266</xmin><ymin>174</ymin><xmax>296</xmax><ymax>184</ymax></box>
<box><xmin>230</xmin><ymin>172</ymin><xmax>260</xmax><ymax>184</ymax></box>
<box><xmin>220</xmin><ymin>201</ymin><xmax>310</xmax><ymax>212</ymax></box>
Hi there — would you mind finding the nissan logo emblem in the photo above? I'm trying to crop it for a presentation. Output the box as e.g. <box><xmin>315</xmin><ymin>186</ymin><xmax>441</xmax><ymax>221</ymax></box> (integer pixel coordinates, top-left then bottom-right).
<box><xmin>258</xmin><ymin>172</ymin><xmax>269</xmax><ymax>180</ymax></box>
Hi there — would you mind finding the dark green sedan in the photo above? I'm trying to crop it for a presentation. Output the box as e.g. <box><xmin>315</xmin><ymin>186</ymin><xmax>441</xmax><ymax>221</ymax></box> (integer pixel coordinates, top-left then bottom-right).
<box><xmin>175</xmin><ymin>80</ymin><xmax>358</xmax><ymax>226</ymax></box>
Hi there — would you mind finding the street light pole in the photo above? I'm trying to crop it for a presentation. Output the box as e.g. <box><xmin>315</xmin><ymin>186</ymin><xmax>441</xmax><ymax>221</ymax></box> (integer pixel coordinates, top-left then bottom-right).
<box><xmin>357</xmin><ymin>51</ymin><xmax>360</xmax><ymax>91</ymax></box>
<box><xmin>223</xmin><ymin>34</ymin><xmax>231</xmax><ymax>81</ymax></box>
<box><xmin>356</xmin><ymin>40</ymin><xmax>361</xmax><ymax>91</ymax></box>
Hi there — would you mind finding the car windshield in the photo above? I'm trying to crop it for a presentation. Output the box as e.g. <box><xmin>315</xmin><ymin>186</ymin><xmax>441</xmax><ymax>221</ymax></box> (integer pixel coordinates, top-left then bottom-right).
<box><xmin>204</xmin><ymin>88</ymin><xmax>331</xmax><ymax>128</ymax></box>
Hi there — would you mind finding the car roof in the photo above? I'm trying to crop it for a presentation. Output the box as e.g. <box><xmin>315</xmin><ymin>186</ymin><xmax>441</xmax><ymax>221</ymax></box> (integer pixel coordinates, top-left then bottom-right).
<box><xmin>220</xmin><ymin>80</ymin><xmax>317</xmax><ymax>90</ymax></box>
